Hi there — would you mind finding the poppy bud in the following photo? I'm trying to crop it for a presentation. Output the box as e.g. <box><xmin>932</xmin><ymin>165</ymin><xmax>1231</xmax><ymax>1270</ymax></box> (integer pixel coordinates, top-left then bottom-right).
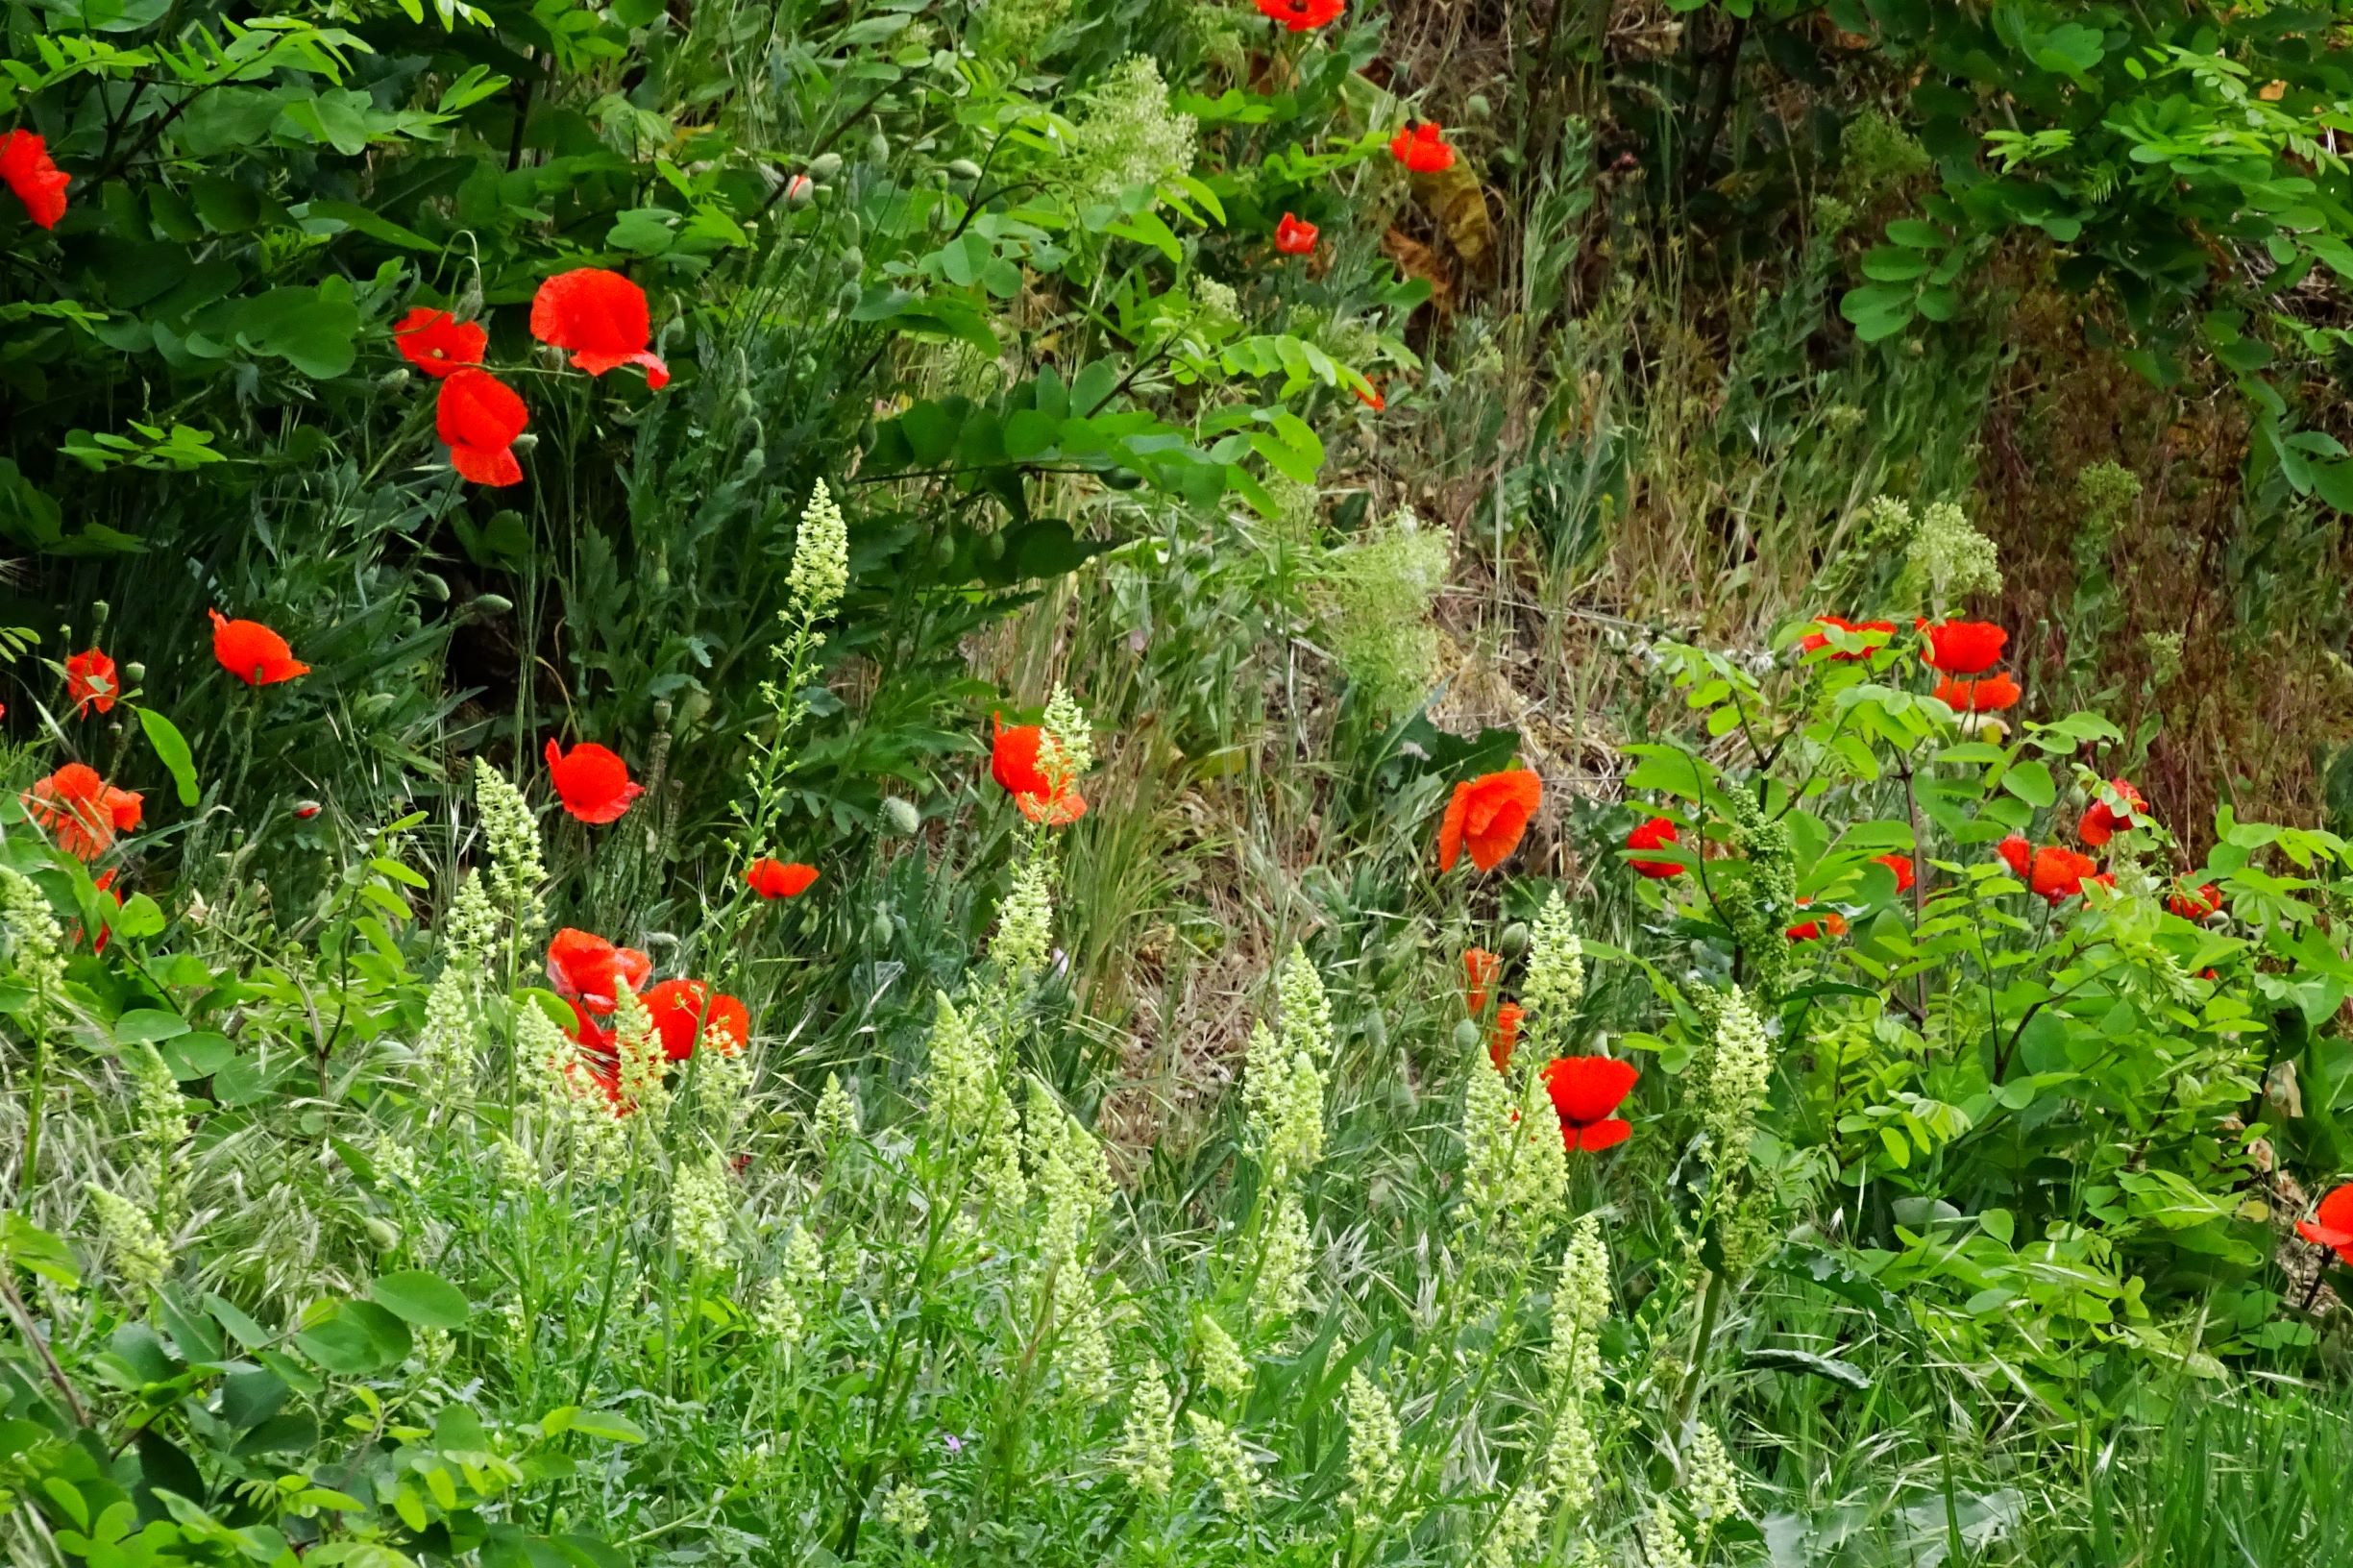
<box><xmin>869</xmin><ymin>908</ymin><xmax>895</xmax><ymax>946</ymax></box>
<box><xmin>380</xmin><ymin>367</ymin><xmax>412</xmax><ymax>391</ymax></box>
<box><xmin>472</xmin><ymin>593</ymin><xmax>514</xmax><ymax>617</ymax></box>
<box><xmin>91</xmin><ymin>600</ymin><xmax>110</xmax><ymax>628</ymax></box>
<box><xmin>1467</xmin><ymin>93</ymin><xmax>1490</xmax><ymax>118</ymax></box>
<box><xmin>808</xmin><ymin>152</ymin><xmax>843</xmax><ymax>183</ymax></box>
<box><xmin>1102</xmin><ymin>466</ymin><xmax>1144</xmax><ymax>490</ymax></box>
<box><xmin>1453</xmin><ymin>1018</ymin><xmax>1482</xmax><ymax>1053</ymax></box>
<box><xmin>946</xmin><ymin>159</ymin><xmax>981</xmax><ymax>183</ymax></box>
<box><xmin>1362</xmin><ymin>1012</ymin><xmax>1387</xmax><ymax>1051</ymax></box>
<box><xmin>1497</xmin><ymin>920</ymin><xmax>1531</xmax><ymax>958</ymax></box>
<box><xmin>420</xmin><ymin>572</ymin><xmax>450</xmax><ymax>601</ymax></box>
<box><xmin>294</xmin><ymin>800</ymin><xmax>321</xmax><ymax>819</ymax></box>
<box><xmin>364</xmin><ymin>1216</ymin><xmax>402</xmax><ymax>1250</ymax></box>
<box><xmin>985</xmin><ymin>531</ymin><xmax>1007</xmax><ymax>560</ymax></box>
<box><xmin>883</xmin><ymin>796</ymin><xmax>921</xmax><ymax>835</ymax></box>
<box><xmin>840</xmin><ymin>245</ymin><xmax>864</xmax><ymax>276</ymax></box>
<box><xmin>786</xmin><ymin>174</ymin><xmax>815</xmax><ymax>205</ymax></box>
<box><xmin>865</xmin><ymin>128</ymin><xmax>889</xmax><ymax>166</ymax></box>
<box><xmin>512</xmin><ymin>432</ymin><xmax>539</xmax><ymax>453</ymax></box>
<box><xmin>835</xmin><ymin>281</ymin><xmax>861</xmax><ymax>313</ymax></box>
<box><xmin>122</xmin><ymin>661</ymin><xmax>145</xmax><ymax>684</ymax></box>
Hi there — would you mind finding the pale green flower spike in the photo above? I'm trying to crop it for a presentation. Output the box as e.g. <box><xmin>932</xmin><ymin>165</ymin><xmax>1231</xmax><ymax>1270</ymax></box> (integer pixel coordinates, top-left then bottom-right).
<box><xmin>88</xmin><ymin>1186</ymin><xmax>170</xmax><ymax>1292</ymax></box>
<box><xmin>670</xmin><ymin>1153</ymin><xmax>736</xmax><ymax>1271</ymax></box>
<box><xmin>1115</xmin><ymin>1360</ymin><xmax>1175</xmax><ymax>1496</ymax></box>
<box><xmin>1703</xmin><ymin>987</ymin><xmax>1772</xmax><ymax>1177</ymax></box>
<box><xmin>1186</xmin><ymin>1410</ymin><xmax>1256</xmax><ymax>1513</ymax></box>
<box><xmin>787</xmin><ymin>478</ymin><xmax>848</xmax><ymax>622</ymax></box>
<box><xmin>1341</xmin><ymin>1367</ymin><xmax>1403</xmax><ymax>1516</ymax></box>
<box><xmin>474</xmin><ymin>760</ymin><xmax>546</xmax><ymax>939</ymax></box>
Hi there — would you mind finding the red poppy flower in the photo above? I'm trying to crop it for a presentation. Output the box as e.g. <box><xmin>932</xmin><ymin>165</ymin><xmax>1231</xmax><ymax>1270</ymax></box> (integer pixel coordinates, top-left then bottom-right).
<box><xmin>2297</xmin><ymin>1184</ymin><xmax>2353</xmax><ymax>1263</ymax></box>
<box><xmin>530</xmin><ymin>268</ymin><xmax>670</xmax><ymax>389</ymax></box>
<box><xmin>2077</xmin><ymin>778</ymin><xmax>2148</xmax><ymax>849</ymax></box>
<box><xmin>1253</xmin><ymin>0</ymin><xmax>1342</xmax><ymax>27</ymax></box>
<box><xmin>2168</xmin><ymin>882</ymin><xmax>2223</xmax><ymax>920</ymax></box>
<box><xmin>1997</xmin><ymin>835</ymin><xmax>2032</xmax><ymax>877</ymax></box>
<box><xmin>25</xmin><ymin>763</ymin><xmax>143</xmax><ymax>862</ymax></box>
<box><xmin>1462</xmin><ymin>947</ymin><xmax>1501</xmax><ymax>1016</ymax></box>
<box><xmin>1785</xmin><ymin>902</ymin><xmax>1849</xmax><ymax>942</ymax></box>
<box><xmin>1626</xmin><ymin>816</ymin><xmax>1684</xmax><ymax>879</ymax></box>
<box><xmin>1798</xmin><ymin>616</ymin><xmax>1896</xmax><ymax>660</ymax></box>
<box><xmin>989</xmin><ymin>715</ymin><xmax>1085</xmax><ymax>825</ymax></box>
<box><xmin>394</xmin><ymin>307</ymin><xmax>486</xmax><ymax>379</ymax></box>
<box><xmin>2029</xmin><ymin>845</ymin><xmax>2099</xmax><ymax>902</ymax></box>
<box><xmin>546</xmin><ymin>928</ymin><xmax>653</xmax><ymax>1012</ymax></box>
<box><xmin>1490</xmin><ymin>1001</ymin><xmax>1523</xmax><ymax>1074</ymax></box>
<box><xmin>1874</xmin><ymin>852</ymin><xmax>1916</xmax><ymax>894</ymax></box>
<box><xmin>1437</xmin><ymin>769</ymin><xmax>1543</xmax><ymax>872</ymax></box>
<box><xmin>747</xmin><ymin>857</ymin><xmax>820</xmax><ymax>898</ymax></box>
<box><xmin>1920</xmin><ymin>620</ymin><xmax>2007</xmax><ymax>675</ymax></box>
<box><xmin>436</xmin><ymin>367</ymin><xmax>529</xmax><ymax>487</ymax></box>
<box><xmin>64</xmin><ymin>647</ymin><xmax>118</xmax><ymax>716</ymax></box>
<box><xmin>643</xmin><ymin>977</ymin><xmax>750</xmax><ymax>1061</ymax></box>
<box><xmin>209</xmin><ymin>609</ymin><xmax>309</xmax><ymax>686</ymax></box>
<box><xmin>1352</xmin><ymin>380</ymin><xmax>1385</xmax><ymax>411</ymax></box>
<box><xmin>1389</xmin><ymin>122</ymin><xmax>1456</xmax><ymax>174</ymax></box>
<box><xmin>0</xmin><ymin>131</ymin><xmax>68</xmax><ymax>230</ymax></box>
<box><xmin>1543</xmin><ymin>1055</ymin><xmax>1638</xmax><ymax>1152</ymax></box>
<box><xmin>1274</xmin><ymin>212</ymin><xmax>1319</xmax><ymax>255</ymax></box>
<box><xmin>1934</xmin><ymin>672</ymin><xmax>2022</xmax><ymax>714</ymax></box>
<box><xmin>544</xmin><ymin>739</ymin><xmax>645</xmax><ymax>824</ymax></box>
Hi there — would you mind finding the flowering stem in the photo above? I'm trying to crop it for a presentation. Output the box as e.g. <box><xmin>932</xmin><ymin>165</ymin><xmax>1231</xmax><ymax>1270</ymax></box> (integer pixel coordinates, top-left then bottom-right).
<box><xmin>1669</xmin><ymin>1264</ymin><xmax>1728</xmax><ymax>1438</ymax></box>
<box><xmin>15</xmin><ymin>1028</ymin><xmax>46</xmax><ymax>1212</ymax></box>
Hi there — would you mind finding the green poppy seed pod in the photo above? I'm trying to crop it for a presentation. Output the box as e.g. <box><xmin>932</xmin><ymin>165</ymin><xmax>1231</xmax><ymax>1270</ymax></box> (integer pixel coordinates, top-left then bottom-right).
<box><xmin>472</xmin><ymin>593</ymin><xmax>514</xmax><ymax>617</ymax></box>
<box><xmin>1497</xmin><ymin>920</ymin><xmax>1531</xmax><ymax>958</ymax></box>
<box><xmin>1452</xmin><ymin>1018</ymin><xmax>1483</xmax><ymax>1054</ymax></box>
<box><xmin>652</xmin><ymin>698</ymin><xmax>674</xmax><ymax>727</ymax></box>
<box><xmin>946</xmin><ymin>158</ymin><xmax>982</xmax><ymax>184</ymax></box>
<box><xmin>364</xmin><ymin>1216</ymin><xmax>402</xmax><ymax>1251</ymax></box>
<box><xmin>90</xmin><ymin>600</ymin><xmax>110</xmax><ymax>629</ymax></box>
<box><xmin>808</xmin><ymin>152</ymin><xmax>843</xmax><ymax>183</ymax></box>
<box><xmin>869</xmin><ymin>907</ymin><xmax>895</xmax><ymax>946</ymax></box>
<box><xmin>882</xmin><ymin>796</ymin><xmax>921</xmax><ymax>836</ymax></box>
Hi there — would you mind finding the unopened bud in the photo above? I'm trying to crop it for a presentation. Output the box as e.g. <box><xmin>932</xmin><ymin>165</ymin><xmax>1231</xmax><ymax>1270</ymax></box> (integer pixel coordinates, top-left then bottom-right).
<box><xmin>807</xmin><ymin>153</ymin><xmax>843</xmax><ymax>183</ymax></box>
<box><xmin>1496</xmin><ymin>920</ymin><xmax>1531</xmax><ymax>958</ymax></box>
<box><xmin>882</xmin><ymin>796</ymin><xmax>920</xmax><ymax>836</ymax></box>
<box><xmin>471</xmin><ymin>593</ymin><xmax>513</xmax><ymax>617</ymax></box>
<box><xmin>1453</xmin><ymin>1018</ymin><xmax>1483</xmax><ymax>1053</ymax></box>
<box><xmin>786</xmin><ymin>174</ymin><xmax>815</xmax><ymax>205</ymax></box>
<box><xmin>946</xmin><ymin>159</ymin><xmax>982</xmax><ymax>183</ymax></box>
<box><xmin>294</xmin><ymin>800</ymin><xmax>322</xmax><ymax>820</ymax></box>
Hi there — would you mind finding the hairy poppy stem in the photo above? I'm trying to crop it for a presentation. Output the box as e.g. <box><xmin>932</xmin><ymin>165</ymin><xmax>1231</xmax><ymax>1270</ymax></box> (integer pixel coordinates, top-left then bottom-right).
<box><xmin>1670</xmin><ymin>1265</ymin><xmax>1728</xmax><ymax>1437</ymax></box>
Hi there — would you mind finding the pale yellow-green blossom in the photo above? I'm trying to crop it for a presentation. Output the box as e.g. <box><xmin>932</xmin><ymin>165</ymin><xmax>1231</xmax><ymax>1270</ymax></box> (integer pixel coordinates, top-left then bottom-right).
<box><xmin>1186</xmin><ymin>1410</ymin><xmax>1257</xmax><ymax>1513</ymax></box>
<box><xmin>1341</xmin><ymin>1367</ymin><xmax>1404</xmax><ymax>1516</ymax></box>
<box><xmin>1196</xmin><ymin>1311</ymin><xmax>1253</xmax><ymax>1400</ymax></box>
<box><xmin>1115</xmin><ymin>1359</ymin><xmax>1176</xmax><ymax>1495</ymax></box>
<box><xmin>670</xmin><ymin>1153</ymin><xmax>736</xmax><ymax>1271</ymax></box>
<box><xmin>88</xmin><ymin>1185</ymin><xmax>170</xmax><ymax>1292</ymax></box>
<box><xmin>787</xmin><ymin>478</ymin><xmax>849</xmax><ymax>621</ymax></box>
<box><xmin>474</xmin><ymin>760</ymin><xmax>546</xmax><ymax>939</ymax></box>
